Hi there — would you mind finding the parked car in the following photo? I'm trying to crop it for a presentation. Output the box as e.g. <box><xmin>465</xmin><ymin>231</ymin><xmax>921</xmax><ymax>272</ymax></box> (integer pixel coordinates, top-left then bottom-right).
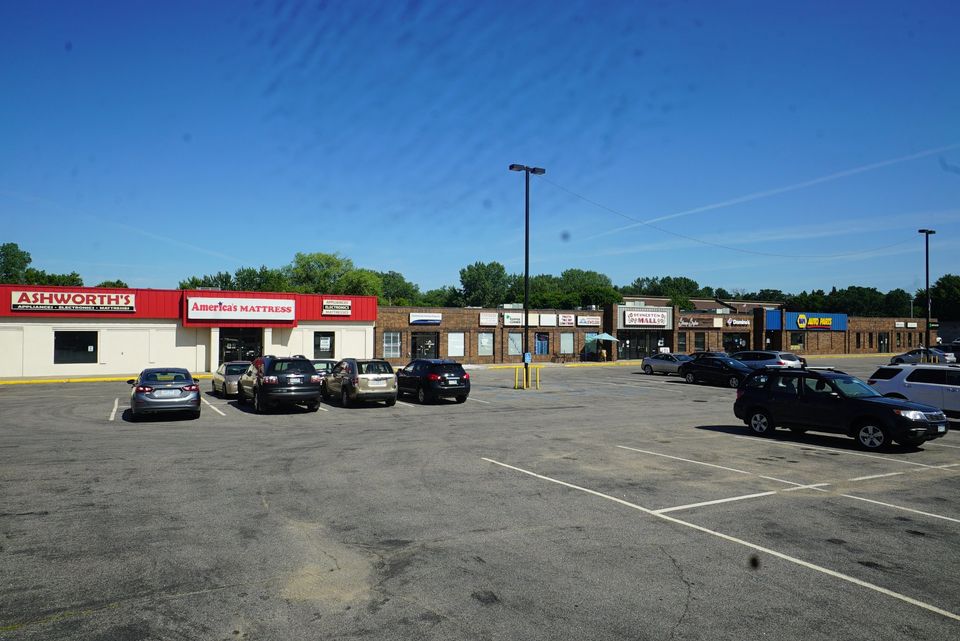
<box><xmin>236</xmin><ymin>355</ymin><xmax>322</xmax><ymax>413</ymax></box>
<box><xmin>127</xmin><ymin>367</ymin><xmax>201</xmax><ymax>421</ymax></box>
<box><xmin>678</xmin><ymin>356</ymin><xmax>753</xmax><ymax>388</ymax></box>
<box><xmin>310</xmin><ymin>358</ymin><xmax>338</xmax><ymax>379</ymax></box>
<box><xmin>396</xmin><ymin>359</ymin><xmax>470</xmax><ymax>403</ymax></box>
<box><xmin>867</xmin><ymin>363</ymin><xmax>960</xmax><ymax>420</ymax></box>
<box><xmin>730</xmin><ymin>350</ymin><xmax>805</xmax><ymax>370</ymax></box>
<box><xmin>322</xmin><ymin>358</ymin><xmax>397</xmax><ymax>407</ymax></box>
<box><xmin>734</xmin><ymin>367</ymin><xmax>949</xmax><ymax>450</ymax></box>
<box><xmin>641</xmin><ymin>353</ymin><xmax>692</xmax><ymax>376</ymax></box>
<box><xmin>211</xmin><ymin>360</ymin><xmax>250</xmax><ymax>397</ymax></box>
<box><xmin>688</xmin><ymin>351</ymin><xmax>727</xmax><ymax>360</ymax></box>
<box><xmin>889</xmin><ymin>347</ymin><xmax>956</xmax><ymax>365</ymax></box>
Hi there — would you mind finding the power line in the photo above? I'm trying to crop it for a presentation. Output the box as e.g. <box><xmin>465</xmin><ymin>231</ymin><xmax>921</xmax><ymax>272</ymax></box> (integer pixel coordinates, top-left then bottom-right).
<box><xmin>538</xmin><ymin>176</ymin><xmax>915</xmax><ymax>259</ymax></box>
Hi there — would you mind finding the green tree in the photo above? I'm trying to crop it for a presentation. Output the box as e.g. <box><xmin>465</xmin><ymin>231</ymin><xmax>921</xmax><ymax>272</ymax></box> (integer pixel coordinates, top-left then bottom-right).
<box><xmin>559</xmin><ymin>269</ymin><xmax>621</xmax><ymax>307</ymax></box>
<box><xmin>459</xmin><ymin>261</ymin><xmax>513</xmax><ymax>307</ymax></box>
<box><xmin>0</xmin><ymin>242</ymin><xmax>32</xmax><ymax>283</ymax></box>
<box><xmin>285</xmin><ymin>252</ymin><xmax>355</xmax><ymax>294</ymax></box>
<box><xmin>714</xmin><ymin>287</ymin><xmax>732</xmax><ymax>299</ymax></box>
<box><xmin>881</xmin><ymin>288</ymin><xmax>912</xmax><ymax>317</ymax></box>
<box><xmin>22</xmin><ymin>268</ymin><xmax>83</xmax><ymax>286</ymax></box>
<box><xmin>377</xmin><ymin>271</ymin><xmax>421</xmax><ymax>306</ymax></box>
<box><xmin>178</xmin><ymin>271</ymin><xmax>235</xmax><ymax>290</ymax></box>
<box><xmin>931</xmin><ymin>274</ymin><xmax>960</xmax><ymax>320</ymax></box>
<box><xmin>233</xmin><ymin>266</ymin><xmax>292</xmax><ymax>292</ymax></box>
<box><xmin>96</xmin><ymin>279</ymin><xmax>129</xmax><ymax>288</ymax></box>
<box><xmin>826</xmin><ymin>286</ymin><xmax>885</xmax><ymax>317</ymax></box>
<box><xmin>419</xmin><ymin>286</ymin><xmax>463</xmax><ymax>307</ymax></box>
<box><xmin>337</xmin><ymin>269</ymin><xmax>384</xmax><ymax>297</ymax></box>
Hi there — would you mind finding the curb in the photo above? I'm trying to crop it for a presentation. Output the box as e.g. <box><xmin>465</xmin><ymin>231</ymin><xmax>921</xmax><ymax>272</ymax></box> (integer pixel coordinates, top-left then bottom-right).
<box><xmin>0</xmin><ymin>373</ymin><xmax>213</xmax><ymax>386</ymax></box>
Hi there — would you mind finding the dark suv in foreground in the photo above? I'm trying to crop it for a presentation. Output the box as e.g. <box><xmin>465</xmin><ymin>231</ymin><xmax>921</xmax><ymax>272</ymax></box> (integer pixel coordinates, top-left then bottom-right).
<box><xmin>733</xmin><ymin>368</ymin><xmax>948</xmax><ymax>450</ymax></box>
<box><xmin>237</xmin><ymin>355</ymin><xmax>322</xmax><ymax>413</ymax></box>
<box><xmin>396</xmin><ymin>359</ymin><xmax>470</xmax><ymax>403</ymax></box>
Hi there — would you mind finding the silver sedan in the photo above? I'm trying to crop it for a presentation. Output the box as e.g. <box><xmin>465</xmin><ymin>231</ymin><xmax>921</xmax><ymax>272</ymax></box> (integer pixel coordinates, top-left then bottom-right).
<box><xmin>212</xmin><ymin>360</ymin><xmax>251</xmax><ymax>396</ymax></box>
<box><xmin>128</xmin><ymin>367</ymin><xmax>201</xmax><ymax>421</ymax></box>
<box><xmin>890</xmin><ymin>348</ymin><xmax>956</xmax><ymax>364</ymax></box>
<box><xmin>641</xmin><ymin>353</ymin><xmax>693</xmax><ymax>375</ymax></box>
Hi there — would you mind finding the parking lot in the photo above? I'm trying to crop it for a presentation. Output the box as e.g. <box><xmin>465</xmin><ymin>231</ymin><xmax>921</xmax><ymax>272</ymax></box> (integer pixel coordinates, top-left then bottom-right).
<box><xmin>1</xmin><ymin>357</ymin><xmax>958</xmax><ymax>640</ymax></box>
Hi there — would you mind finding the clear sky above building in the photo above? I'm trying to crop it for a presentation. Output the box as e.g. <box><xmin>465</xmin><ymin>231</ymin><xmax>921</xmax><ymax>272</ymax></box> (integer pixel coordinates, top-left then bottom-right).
<box><xmin>2</xmin><ymin>0</ymin><xmax>958</xmax><ymax>293</ymax></box>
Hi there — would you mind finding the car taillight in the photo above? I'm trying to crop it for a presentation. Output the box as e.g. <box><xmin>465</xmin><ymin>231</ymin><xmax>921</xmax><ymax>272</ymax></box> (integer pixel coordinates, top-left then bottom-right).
<box><xmin>777</xmin><ymin>360</ymin><xmax>786</xmax><ymax>366</ymax></box>
<box><xmin>135</xmin><ymin>385</ymin><xmax>153</xmax><ymax>393</ymax></box>
<box><xmin>427</xmin><ymin>373</ymin><xmax>441</xmax><ymax>381</ymax></box>
<box><xmin>736</xmin><ymin>389</ymin><xmax>744</xmax><ymax>400</ymax></box>
<box><xmin>463</xmin><ymin>372</ymin><xmax>469</xmax><ymax>380</ymax></box>
<box><xmin>309</xmin><ymin>374</ymin><xmax>321</xmax><ymax>383</ymax></box>
<box><xmin>262</xmin><ymin>375</ymin><xmax>279</xmax><ymax>384</ymax></box>
<box><xmin>351</xmin><ymin>376</ymin><xmax>359</xmax><ymax>385</ymax></box>
<box><xmin>181</xmin><ymin>384</ymin><xmax>199</xmax><ymax>392</ymax></box>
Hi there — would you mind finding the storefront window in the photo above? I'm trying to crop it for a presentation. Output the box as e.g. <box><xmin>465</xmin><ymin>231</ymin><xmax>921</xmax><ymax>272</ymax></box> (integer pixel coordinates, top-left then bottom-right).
<box><xmin>560</xmin><ymin>333</ymin><xmax>574</xmax><ymax>355</ymax></box>
<box><xmin>790</xmin><ymin>332</ymin><xmax>805</xmax><ymax>351</ymax></box>
<box><xmin>907</xmin><ymin>332</ymin><xmax>912</xmax><ymax>347</ymax></box>
<box><xmin>448</xmin><ymin>332</ymin><xmax>465</xmax><ymax>357</ymax></box>
<box><xmin>869</xmin><ymin>333</ymin><xmax>873</xmax><ymax>349</ymax></box>
<box><xmin>856</xmin><ymin>332</ymin><xmax>861</xmax><ymax>349</ymax></box>
<box><xmin>383</xmin><ymin>331</ymin><xmax>401</xmax><ymax>358</ymax></box>
<box><xmin>478</xmin><ymin>332</ymin><xmax>494</xmax><ymax>356</ymax></box>
<box><xmin>507</xmin><ymin>332</ymin><xmax>522</xmax><ymax>356</ymax></box>
<box><xmin>677</xmin><ymin>332</ymin><xmax>687</xmax><ymax>353</ymax></box>
<box><xmin>896</xmin><ymin>332</ymin><xmax>901</xmax><ymax>348</ymax></box>
<box><xmin>54</xmin><ymin>331</ymin><xmax>97</xmax><ymax>364</ymax></box>
<box><xmin>535</xmin><ymin>332</ymin><xmax>549</xmax><ymax>355</ymax></box>
<box><xmin>694</xmin><ymin>332</ymin><xmax>705</xmax><ymax>351</ymax></box>
<box><xmin>412</xmin><ymin>332</ymin><xmax>439</xmax><ymax>359</ymax></box>
<box><xmin>313</xmin><ymin>331</ymin><xmax>335</xmax><ymax>359</ymax></box>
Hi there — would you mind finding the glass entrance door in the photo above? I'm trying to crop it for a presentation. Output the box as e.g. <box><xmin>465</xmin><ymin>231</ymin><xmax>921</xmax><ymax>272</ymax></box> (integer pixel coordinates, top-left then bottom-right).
<box><xmin>220</xmin><ymin>328</ymin><xmax>262</xmax><ymax>362</ymax></box>
<box><xmin>878</xmin><ymin>332</ymin><xmax>890</xmax><ymax>353</ymax></box>
<box><xmin>411</xmin><ymin>332</ymin><xmax>439</xmax><ymax>359</ymax></box>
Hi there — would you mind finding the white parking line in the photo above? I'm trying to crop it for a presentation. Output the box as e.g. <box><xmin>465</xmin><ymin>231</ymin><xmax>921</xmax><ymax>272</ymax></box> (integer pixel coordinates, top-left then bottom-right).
<box><xmin>468</xmin><ymin>397</ymin><xmax>492</xmax><ymax>404</ymax></box>
<box><xmin>838</xmin><ymin>494</ymin><xmax>960</xmax><ymax>524</ymax></box>
<box><xmin>847</xmin><ymin>472</ymin><xmax>904</xmax><ymax>482</ymax></box>
<box><xmin>396</xmin><ymin>401</ymin><xmax>418</xmax><ymax>408</ymax></box>
<box><xmin>201</xmin><ymin>398</ymin><xmax>225</xmax><ymax>416</ymax></box>
<box><xmin>108</xmin><ymin>398</ymin><xmax>118</xmax><ymax>422</ymax></box>
<box><xmin>931</xmin><ymin>442</ymin><xmax>960</xmax><ymax>449</ymax></box>
<box><xmin>653</xmin><ymin>491</ymin><xmax>779</xmax><ymax>514</ymax></box>
<box><xmin>730</xmin><ymin>435</ymin><xmax>942</xmax><ymax>468</ymax></box>
<box><xmin>482</xmin><ymin>457</ymin><xmax>960</xmax><ymax>622</ymax></box>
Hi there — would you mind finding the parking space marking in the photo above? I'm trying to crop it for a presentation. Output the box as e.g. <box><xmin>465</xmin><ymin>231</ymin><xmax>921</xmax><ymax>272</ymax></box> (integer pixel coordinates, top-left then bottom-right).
<box><xmin>483</xmin><ymin>457</ymin><xmax>960</xmax><ymax>622</ymax></box>
<box><xmin>838</xmin><ymin>494</ymin><xmax>960</xmax><ymax>524</ymax></box>
<box><xmin>108</xmin><ymin>398</ymin><xmax>118</xmax><ymax>421</ymax></box>
<box><xmin>730</xmin><ymin>435</ymin><xmax>942</xmax><ymax>468</ymax></box>
<box><xmin>847</xmin><ymin>472</ymin><xmax>904</xmax><ymax>482</ymax></box>
<box><xmin>201</xmin><ymin>398</ymin><xmax>226</xmax><ymax>416</ymax></box>
<box><xmin>396</xmin><ymin>401</ymin><xmax>418</xmax><ymax>408</ymax></box>
<box><xmin>653</xmin><ymin>491</ymin><xmax>779</xmax><ymax>514</ymax></box>
<box><xmin>932</xmin><ymin>442</ymin><xmax>960</xmax><ymax>449</ymax></box>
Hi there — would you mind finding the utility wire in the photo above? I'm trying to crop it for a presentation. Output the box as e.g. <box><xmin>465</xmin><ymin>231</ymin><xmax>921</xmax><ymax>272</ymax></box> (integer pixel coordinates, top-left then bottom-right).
<box><xmin>538</xmin><ymin>176</ymin><xmax>915</xmax><ymax>259</ymax></box>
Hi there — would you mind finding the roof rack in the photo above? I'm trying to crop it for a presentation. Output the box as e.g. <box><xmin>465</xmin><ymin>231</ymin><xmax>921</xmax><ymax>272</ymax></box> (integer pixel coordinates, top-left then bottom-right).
<box><xmin>804</xmin><ymin>366</ymin><xmax>848</xmax><ymax>374</ymax></box>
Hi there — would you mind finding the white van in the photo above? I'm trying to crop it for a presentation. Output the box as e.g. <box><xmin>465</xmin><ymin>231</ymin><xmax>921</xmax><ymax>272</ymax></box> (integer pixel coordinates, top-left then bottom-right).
<box><xmin>867</xmin><ymin>364</ymin><xmax>960</xmax><ymax>421</ymax></box>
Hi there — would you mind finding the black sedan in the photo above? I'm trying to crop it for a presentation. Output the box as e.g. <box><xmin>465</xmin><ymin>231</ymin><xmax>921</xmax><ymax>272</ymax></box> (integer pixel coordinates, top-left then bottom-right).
<box><xmin>396</xmin><ymin>359</ymin><xmax>470</xmax><ymax>403</ymax></box>
<box><xmin>127</xmin><ymin>367</ymin><xmax>201</xmax><ymax>421</ymax></box>
<box><xmin>678</xmin><ymin>356</ymin><xmax>752</xmax><ymax>388</ymax></box>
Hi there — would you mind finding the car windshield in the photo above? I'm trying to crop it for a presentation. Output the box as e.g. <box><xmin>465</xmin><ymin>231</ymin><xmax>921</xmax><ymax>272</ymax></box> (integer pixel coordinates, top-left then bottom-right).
<box><xmin>675</xmin><ymin>355</ymin><xmax>693</xmax><ymax>362</ymax></box>
<box><xmin>432</xmin><ymin>364</ymin><xmax>465</xmax><ymax>375</ymax></box>
<box><xmin>311</xmin><ymin>361</ymin><xmax>335</xmax><ymax>372</ymax></box>
<box><xmin>144</xmin><ymin>370</ymin><xmax>189</xmax><ymax>382</ymax></box>
<box><xmin>225</xmin><ymin>365</ymin><xmax>247</xmax><ymax>376</ymax></box>
<box><xmin>359</xmin><ymin>361</ymin><xmax>392</xmax><ymax>374</ymax></box>
<box><xmin>780</xmin><ymin>354</ymin><xmax>799</xmax><ymax>361</ymax></box>
<box><xmin>832</xmin><ymin>376</ymin><xmax>881</xmax><ymax>398</ymax></box>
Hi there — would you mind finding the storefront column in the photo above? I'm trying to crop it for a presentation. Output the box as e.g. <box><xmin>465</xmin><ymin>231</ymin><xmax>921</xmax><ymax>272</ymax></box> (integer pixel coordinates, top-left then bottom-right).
<box><xmin>210</xmin><ymin>327</ymin><xmax>220</xmax><ymax>372</ymax></box>
<box><xmin>263</xmin><ymin>327</ymin><xmax>273</xmax><ymax>356</ymax></box>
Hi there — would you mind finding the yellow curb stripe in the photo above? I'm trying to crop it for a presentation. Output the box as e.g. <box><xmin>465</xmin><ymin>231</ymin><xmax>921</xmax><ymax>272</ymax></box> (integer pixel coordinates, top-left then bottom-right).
<box><xmin>0</xmin><ymin>374</ymin><xmax>212</xmax><ymax>386</ymax></box>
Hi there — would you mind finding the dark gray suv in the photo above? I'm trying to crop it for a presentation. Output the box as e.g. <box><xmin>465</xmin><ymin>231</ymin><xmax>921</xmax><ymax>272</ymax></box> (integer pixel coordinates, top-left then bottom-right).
<box><xmin>237</xmin><ymin>355</ymin><xmax>322</xmax><ymax>413</ymax></box>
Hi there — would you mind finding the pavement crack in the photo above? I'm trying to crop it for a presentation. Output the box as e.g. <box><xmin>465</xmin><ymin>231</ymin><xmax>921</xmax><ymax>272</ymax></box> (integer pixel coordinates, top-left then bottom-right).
<box><xmin>661</xmin><ymin>546</ymin><xmax>692</xmax><ymax>640</ymax></box>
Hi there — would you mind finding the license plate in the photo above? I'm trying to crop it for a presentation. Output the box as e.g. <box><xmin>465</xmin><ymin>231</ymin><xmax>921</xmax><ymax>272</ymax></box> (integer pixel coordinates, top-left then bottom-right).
<box><xmin>938</xmin><ymin>425</ymin><xmax>946</xmax><ymax>433</ymax></box>
<box><xmin>288</xmin><ymin>377</ymin><xmax>302</xmax><ymax>384</ymax></box>
<box><xmin>369</xmin><ymin>379</ymin><xmax>386</xmax><ymax>387</ymax></box>
<box><xmin>447</xmin><ymin>378</ymin><xmax>459</xmax><ymax>385</ymax></box>
<box><xmin>155</xmin><ymin>389</ymin><xmax>179</xmax><ymax>397</ymax></box>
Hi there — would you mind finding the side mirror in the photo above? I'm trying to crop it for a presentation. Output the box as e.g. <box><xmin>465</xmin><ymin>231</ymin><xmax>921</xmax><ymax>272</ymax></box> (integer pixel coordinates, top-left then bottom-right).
<box><xmin>126</xmin><ymin>379</ymin><xmax>135</xmax><ymax>385</ymax></box>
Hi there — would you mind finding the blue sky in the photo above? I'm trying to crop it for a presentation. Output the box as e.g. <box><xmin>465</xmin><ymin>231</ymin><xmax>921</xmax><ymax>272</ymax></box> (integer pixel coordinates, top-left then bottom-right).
<box><xmin>2</xmin><ymin>0</ymin><xmax>958</xmax><ymax>295</ymax></box>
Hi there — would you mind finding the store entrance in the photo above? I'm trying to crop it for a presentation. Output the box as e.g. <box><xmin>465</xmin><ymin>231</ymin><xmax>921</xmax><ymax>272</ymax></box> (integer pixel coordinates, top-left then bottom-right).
<box><xmin>617</xmin><ymin>330</ymin><xmax>669</xmax><ymax>359</ymax></box>
<box><xmin>220</xmin><ymin>328</ymin><xmax>262</xmax><ymax>363</ymax></box>
<box><xmin>723</xmin><ymin>332</ymin><xmax>750</xmax><ymax>353</ymax></box>
<box><xmin>411</xmin><ymin>332</ymin><xmax>439</xmax><ymax>359</ymax></box>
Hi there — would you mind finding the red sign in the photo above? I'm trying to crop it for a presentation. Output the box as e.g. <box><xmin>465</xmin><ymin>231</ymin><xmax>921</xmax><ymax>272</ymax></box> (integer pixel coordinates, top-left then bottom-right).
<box><xmin>11</xmin><ymin>290</ymin><xmax>136</xmax><ymax>312</ymax></box>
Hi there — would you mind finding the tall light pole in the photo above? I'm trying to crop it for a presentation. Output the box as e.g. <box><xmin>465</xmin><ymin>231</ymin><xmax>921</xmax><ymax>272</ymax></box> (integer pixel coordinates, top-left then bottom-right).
<box><xmin>918</xmin><ymin>228</ymin><xmax>936</xmax><ymax>360</ymax></box>
<box><xmin>509</xmin><ymin>163</ymin><xmax>545</xmax><ymax>388</ymax></box>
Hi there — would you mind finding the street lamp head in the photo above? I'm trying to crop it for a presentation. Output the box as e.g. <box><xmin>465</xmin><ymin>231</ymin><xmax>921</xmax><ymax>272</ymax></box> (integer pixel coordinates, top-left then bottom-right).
<box><xmin>918</xmin><ymin>228</ymin><xmax>936</xmax><ymax>235</ymax></box>
<box><xmin>530</xmin><ymin>167</ymin><xmax>546</xmax><ymax>175</ymax></box>
<box><xmin>508</xmin><ymin>164</ymin><xmax>525</xmax><ymax>172</ymax></box>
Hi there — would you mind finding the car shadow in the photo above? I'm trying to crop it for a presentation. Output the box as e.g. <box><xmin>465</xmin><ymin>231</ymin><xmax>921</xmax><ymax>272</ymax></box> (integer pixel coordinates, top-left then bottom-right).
<box><xmin>229</xmin><ymin>400</ymin><xmax>319</xmax><ymax>415</ymax></box>
<box><xmin>694</xmin><ymin>424</ymin><xmax>927</xmax><ymax>453</ymax></box>
<box><xmin>121</xmin><ymin>408</ymin><xmax>197</xmax><ymax>423</ymax></box>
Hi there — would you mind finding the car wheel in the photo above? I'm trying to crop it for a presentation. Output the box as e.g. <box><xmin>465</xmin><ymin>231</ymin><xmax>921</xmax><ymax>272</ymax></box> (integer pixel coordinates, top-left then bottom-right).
<box><xmin>212</xmin><ymin>381</ymin><xmax>219</xmax><ymax>397</ymax></box>
<box><xmin>254</xmin><ymin>389</ymin><xmax>265</xmax><ymax>414</ymax></box>
<box><xmin>892</xmin><ymin>358</ymin><xmax>903</xmax><ymax>365</ymax></box>
<box><xmin>856</xmin><ymin>422</ymin><xmax>889</xmax><ymax>451</ymax></box>
<box><xmin>417</xmin><ymin>386</ymin><xmax>430</xmax><ymax>404</ymax></box>
<box><xmin>728</xmin><ymin>376</ymin><xmax>740</xmax><ymax>389</ymax></box>
<box><xmin>306</xmin><ymin>401</ymin><xmax>319</xmax><ymax>412</ymax></box>
<box><xmin>749</xmin><ymin>410</ymin><xmax>775</xmax><ymax>436</ymax></box>
<box><xmin>684</xmin><ymin>373</ymin><xmax>696</xmax><ymax>384</ymax></box>
<box><xmin>321</xmin><ymin>383</ymin><xmax>331</xmax><ymax>402</ymax></box>
<box><xmin>341</xmin><ymin>387</ymin><xmax>351</xmax><ymax>407</ymax></box>
<box><xmin>455</xmin><ymin>395</ymin><xmax>467</xmax><ymax>404</ymax></box>
<box><xmin>643</xmin><ymin>365</ymin><xmax>653</xmax><ymax>375</ymax></box>
<box><xmin>236</xmin><ymin>386</ymin><xmax>246</xmax><ymax>405</ymax></box>
<box><xmin>385</xmin><ymin>396</ymin><xmax>397</xmax><ymax>407</ymax></box>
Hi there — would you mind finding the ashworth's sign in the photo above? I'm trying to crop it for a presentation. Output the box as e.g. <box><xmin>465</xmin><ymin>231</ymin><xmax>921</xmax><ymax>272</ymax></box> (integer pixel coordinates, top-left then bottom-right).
<box><xmin>187</xmin><ymin>297</ymin><xmax>295</xmax><ymax>320</ymax></box>
<box><xmin>11</xmin><ymin>290</ymin><xmax>136</xmax><ymax>312</ymax></box>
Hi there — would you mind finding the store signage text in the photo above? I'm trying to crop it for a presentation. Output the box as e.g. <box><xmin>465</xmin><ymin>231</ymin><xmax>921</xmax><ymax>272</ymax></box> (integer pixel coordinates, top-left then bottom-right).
<box><xmin>322</xmin><ymin>299</ymin><xmax>352</xmax><ymax>316</ymax></box>
<box><xmin>679</xmin><ymin>317</ymin><xmax>700</xmax><ymax>327</ymax></box>
<box><xmin>577</xmin><ymin>316</ymin><xmax>602</xmax><ymax>327</ymax></box>
<box><xmin>796</xmin><ymin>314</ymin><xmax>832</xmax><ymax>330</ymax></box>
<box><xmin>503</xmin><ymin>313</ymin><xmax>524</xmax><ymax>326</ymax></box>
<box><xmin>11</xmin><ymin>290</ymin><xmax>136</xmax><ymax>312</ymax></box>
<box><xmin>558</xmin><ymin>314</ymin><xmax>575</xmax><ymax>327</ymax></box>
<box><xmin>479</xmin><ymin>312</ymin><xmax>499</xmax><ymax>326</ymax></box>
<box><xmin>187</xmin><ymin>297</ymin><xmax>295</xmax><ymax>320</ymax></box>
<box><xmin>410</xmin><ymin>312</ymin><xmax>442</xmax><ymax>325</ymax></box>
<box><xmin>624</xmin><ymin>310</ymin><xmax>666</xmax><ymax>327</ymax></box>
<box><xmin>726</xmin><ymin>318</ymin><xmax>750</xmax><ymax>327</ymax></box>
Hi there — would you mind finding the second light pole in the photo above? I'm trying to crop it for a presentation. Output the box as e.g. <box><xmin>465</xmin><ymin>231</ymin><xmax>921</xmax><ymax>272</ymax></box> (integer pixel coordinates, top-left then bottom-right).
<box><xmin>509</xmin><ymin>163</ymin><xmax>546</xmax><ymax>388</ymax></box>
<box><xmin>918</xmin><ymin>228</ymin><xmax>936</xmax><ymax>360</ymax></box>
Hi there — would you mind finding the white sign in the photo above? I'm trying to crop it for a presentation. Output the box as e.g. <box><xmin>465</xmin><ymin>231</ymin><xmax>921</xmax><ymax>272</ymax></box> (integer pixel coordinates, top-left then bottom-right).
<box><xmin>679</xmin><ymin>317</ymin><xmax>701</xmax><ymax>328</ymax></box>
<box><xmin>410</xmin><ymin>312</ymin><xmax>442</xmax><ymax>325</ymax></box>
<box><xmin>187</xmin><ymin>297</ymin><xmax>295</xmax><ymax>320</ymax></box>
<box><xmin>577</xmin><ymin>316</ymin><xmax>602</xmax><ymax>327</ymax></box>
<box><xmin>624</xmin><ymin>310</ymin><xmax>667</xmax><ymax>327</ymax></box>
<box><xmin>503</xmin><ymin>312</ymin><xmax>524</xmax><ymax>326</ymax></box>
<box><xmin>322</xmin><ymin>299</ymin><xmax>352</xmax><ymax>316</ymax></box>
<box><xmin>726</xmin><ymin>318</ymin><xmax>750</xmax><ymax>327</ymax></box>
<box><xmin>11</xmin><ymin>290</ymin><xmax>136</xmax><ymax>313</ymax></box>
<box><xmin>527</xmin><ymin>313</ymin><xmax>539</xmax><ymax>326</ymax></box>
<box><xmin>479</xmin><ymin>312</ymin><xmax>499</xmax><ymax>326</ymax></box>
<box><xmin>539</xmin><ymin>313</ymin><xmax>557</xmax><ymax>327</ymax></box>
<box><xmin>907</xmin><ymin>322</ymin><xmax>918</xmax><ymax>328</ymax></box>
<box><xmin>559</xmin><ymin>313</ymin><xmax>575</xmax><ymax>327</ymax></box>
<box><xmin>895</xmin><ymin>321</ymin><xmax>905</xmax><ymax>328</ymax></box>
